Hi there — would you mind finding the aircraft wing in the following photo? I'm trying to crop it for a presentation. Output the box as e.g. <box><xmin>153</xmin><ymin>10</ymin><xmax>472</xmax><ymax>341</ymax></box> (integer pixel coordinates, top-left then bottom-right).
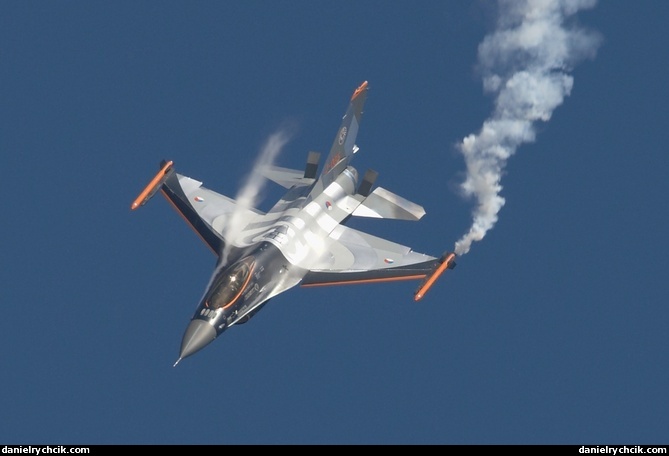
<box><xmin>132</xmin><ymin>161</ymin><xmax>264</xmax><ymax>256</ymax></box>
<box><xmin>300</xmin><ymin>224</ymin><xmax>440</xmax><ymax>287</ymax></box>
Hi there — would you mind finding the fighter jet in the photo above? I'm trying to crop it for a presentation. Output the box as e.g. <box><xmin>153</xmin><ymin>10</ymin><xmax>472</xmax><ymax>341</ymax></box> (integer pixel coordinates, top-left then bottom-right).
<box><xmin>131</xmin><ymin>81</ymin><xmax>456</xmax><ymax>365</ymax></box>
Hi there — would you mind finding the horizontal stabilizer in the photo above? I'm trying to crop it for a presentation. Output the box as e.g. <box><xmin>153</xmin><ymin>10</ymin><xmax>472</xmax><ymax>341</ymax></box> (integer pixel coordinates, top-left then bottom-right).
<box><xmin>260</xmin><ymin>165</ymin><xmax>316</xmax><ymax>189</ymax></box>
<box><xmin>357</xmin><ymin>169</ymin><xmax>378</xmax><ymax>197</ymax></box>
<box><xmin>304</xmin><ymin>151</ymin><xmax>321</xmax><ymax>179</ymax></box>
<box><xmin>352</xmin><ymin>187</ymin><xmax>426</xmax><ymax>221</ymax></box>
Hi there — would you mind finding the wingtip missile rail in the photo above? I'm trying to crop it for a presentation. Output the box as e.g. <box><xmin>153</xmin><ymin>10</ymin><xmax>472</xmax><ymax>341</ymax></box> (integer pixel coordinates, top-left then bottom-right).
<box><xmin>413</xmin><ymin>252</ymin><xmax>457</xmax><ymax>301</ymax></box>
<box><xmin>131</xmin><ymin>160</ymin><xmax>174</xmax><ymax>210</ymax></box>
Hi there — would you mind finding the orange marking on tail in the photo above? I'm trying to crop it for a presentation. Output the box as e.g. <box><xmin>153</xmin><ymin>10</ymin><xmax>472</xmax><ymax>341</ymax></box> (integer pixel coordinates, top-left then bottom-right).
<box><xmin>351</xmin><ymin>81</ymin><xmax>368</xmax><ymax>100</ymax></box>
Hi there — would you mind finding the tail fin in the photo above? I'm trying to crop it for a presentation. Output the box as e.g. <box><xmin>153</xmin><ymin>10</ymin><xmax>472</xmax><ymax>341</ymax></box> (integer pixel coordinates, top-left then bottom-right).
<box><xmin>319</xmin><ymin>81</ymin><xmax>369</xmax><ymax>186</ymax></box>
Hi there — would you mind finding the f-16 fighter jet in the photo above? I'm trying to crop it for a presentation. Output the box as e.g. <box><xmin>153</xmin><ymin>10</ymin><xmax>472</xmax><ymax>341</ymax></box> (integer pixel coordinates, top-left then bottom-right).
<box><xmin>131</xmin><ymin>81</ymin><xmax>456</xmax><ymax>365</ymax></box>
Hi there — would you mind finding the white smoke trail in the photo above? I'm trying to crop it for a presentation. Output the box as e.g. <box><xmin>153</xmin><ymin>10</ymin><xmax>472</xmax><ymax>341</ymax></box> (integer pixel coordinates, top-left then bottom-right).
<box><xmin>220</xmin><ymin>127</ymin><xmax>294</xmax><ymax>265</ymax></box>
<box><xmin>454</xmin><ymin>0</ymin><xmax>601</xmax><ymax>256</ymax></box>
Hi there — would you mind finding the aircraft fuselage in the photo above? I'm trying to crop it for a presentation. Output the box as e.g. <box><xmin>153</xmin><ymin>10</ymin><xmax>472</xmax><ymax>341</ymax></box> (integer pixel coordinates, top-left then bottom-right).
<box><xmin>177</xmin><ymin>165</ymin><xmax>362</xmax><ymax>363</ymax></box>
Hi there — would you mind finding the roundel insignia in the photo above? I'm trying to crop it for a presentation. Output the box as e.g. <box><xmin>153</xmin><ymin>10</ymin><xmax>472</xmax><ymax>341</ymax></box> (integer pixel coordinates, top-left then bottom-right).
<box><xmin>384</xmin><ymin>258</ymin><xmax>394</xmax><ymax>264</ymax></box>
<box><xmin>338</xmin><ymin>126</ymin><xmax>347</xmax><ymax>145</ymax></box>
<box><xmin>194</xmin><ymin>196</ymin><xmax>204</xmax><ymax>202</ymax></box>
<box><xmin>325</xmin><ymin>201</ymin><xmax>332</xmax><ymax>210</ymax></box>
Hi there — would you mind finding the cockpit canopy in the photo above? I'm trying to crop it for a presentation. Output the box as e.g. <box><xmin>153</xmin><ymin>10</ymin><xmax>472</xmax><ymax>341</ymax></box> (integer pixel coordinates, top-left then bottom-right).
<box><xmin>205</xmin><ymin>256</ymin><xmax>255</xmax><ymax>310</ymax></box>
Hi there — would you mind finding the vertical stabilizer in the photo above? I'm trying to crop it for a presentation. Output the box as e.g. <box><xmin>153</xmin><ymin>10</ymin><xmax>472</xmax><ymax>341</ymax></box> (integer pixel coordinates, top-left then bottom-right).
<box><xmin>319</xmin><ymin>81</ymin><xmax>369</xmax><ymax>186</ymax></box>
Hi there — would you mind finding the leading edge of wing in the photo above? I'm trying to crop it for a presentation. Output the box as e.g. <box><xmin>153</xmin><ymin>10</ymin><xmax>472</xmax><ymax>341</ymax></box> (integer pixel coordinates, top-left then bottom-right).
<box><xmin>300</xmin><ymin>224</ymin><xmax>439</xmax><ymax>287</ymax></box>
<box><xmin>160</xmin><ymin>170</ymin><xmax>264</xmax><ymax>256</ymax></box>
<box><xmin>160</xmin><ymin>171</ymin><xmax>225</xmax><ymax>255</ymax></box>
<box><xmin>300</xmin><ymin>260</ymin><xmax>438</xmax><ymax>287</ymax></box>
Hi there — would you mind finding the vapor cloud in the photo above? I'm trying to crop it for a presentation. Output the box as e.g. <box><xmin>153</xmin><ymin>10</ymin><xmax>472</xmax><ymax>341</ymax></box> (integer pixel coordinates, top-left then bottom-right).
<box><xmin>454</xmin><ymin>0</ymin><xmax>601</xmax><ymax>255</ymax></box>
<box><xmin>220</xmin><ymin>127</ymin><xmax>294</xmax><ymax>264</ymax></box>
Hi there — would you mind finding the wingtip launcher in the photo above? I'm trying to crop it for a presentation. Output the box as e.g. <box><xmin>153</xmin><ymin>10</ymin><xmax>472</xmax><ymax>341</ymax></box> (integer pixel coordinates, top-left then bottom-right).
<box><xmin>413</xmin><ymin>252</ymin><xmax>457</xmax><ymax>301</ymax></box>
<box><xmin>131</xmin><ymin>160</ymin><xmax>174</xmax><ymax>210</ymax></box>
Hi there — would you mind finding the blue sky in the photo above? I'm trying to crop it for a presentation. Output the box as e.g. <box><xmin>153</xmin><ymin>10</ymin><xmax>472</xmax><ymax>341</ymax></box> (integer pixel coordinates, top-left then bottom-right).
<box><xmin>2</xmin><ymin>1</ymin><xmax>668</xmax><ymax>445</ymax></box>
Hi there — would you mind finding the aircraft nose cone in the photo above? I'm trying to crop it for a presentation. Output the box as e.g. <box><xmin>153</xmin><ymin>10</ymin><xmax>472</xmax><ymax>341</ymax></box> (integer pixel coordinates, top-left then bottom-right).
<box><xmin>176</xmin><ymin>319</ymin><xmax>216</xmax><ymax>364</ymax></box>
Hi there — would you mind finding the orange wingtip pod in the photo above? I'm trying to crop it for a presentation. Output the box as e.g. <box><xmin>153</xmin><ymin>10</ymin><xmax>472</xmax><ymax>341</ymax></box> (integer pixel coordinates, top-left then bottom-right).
<box><xmin>131</xmin><ymin>160</ymin><xmax>174</xmax><ymax>210</ymax></box>
<box><xmin>414</xmin><ymin>252</ymin><xmax>456</xmax><ymax>301</ymax></box>
<box><xmin>351</xmin><ymin>81</ymin><xmax>368</xmax><ymax>100</ymax></box>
